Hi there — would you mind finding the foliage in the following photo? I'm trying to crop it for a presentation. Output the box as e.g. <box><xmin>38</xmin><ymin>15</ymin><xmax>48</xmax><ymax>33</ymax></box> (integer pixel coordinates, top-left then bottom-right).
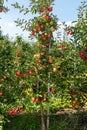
<box><xmin>0</xmin><ymin>0</ymin><xmax>87</xmax><ymax>129</ymax></box>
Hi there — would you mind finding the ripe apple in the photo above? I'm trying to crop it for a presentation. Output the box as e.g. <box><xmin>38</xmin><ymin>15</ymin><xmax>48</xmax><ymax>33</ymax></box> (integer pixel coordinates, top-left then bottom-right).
<box><xmin>41</xmin><ymin>44</ymin><xmax>45</xmax><ymax>48</ymax></box>
<box><xmin>13</xmin><ymin>109</ymin><xmax>18</xmax><ymax>114</ymax></box>
<box><xmin>0</xmin><ymin>8</ymin><xmax>3</xmax><ymax>13</ymax></box>
<box><xmin>17</xmin><ymin>107</ymin><xmax>22</xmax><ymax>112</ymax></box>
<box><xmin>38</xmin><ymin>59</ymin><xmax>43</xmax><ymax>63</ymax></box>
<box><xmin>50</xmin><ymin>87</ymin><xmax>55</xmax><ymax>93</ymax></box>
<box><xmin>15</xmin><ymin>71</ymin><xmax>21</xmax><ymax>76</ymax></box>
<box><xmin>39</xmin><ymin>8</ymin><xmax>44</xmax><ymax>13</ymax></box>
<box><xmin>31</xmin><ymin>31</ymin><xmax>35</xmax><ymax>35</ymax></box>
<box><xmin>8</xmin><ymin>110</ymin><xmax>13</xmax><ymax>115</ymax></box>
<box><xmin>43</xmin><ymin>37</ymin><xmax>47</xmax><ymax>41</ymax></box>
<box><xmin>33</xmin><ymin>28</ymin><xmax>37</xmax><ymax>33</ymax></box>
<box><xmin>66</xmin><ymin>30</ymin><xmax>72</xmax><ymax>35</ymax></box>
<box><xmin>0</xmin><ymin>92</ymin><xmax>3</xmax><ymax>96</ymax></box>
<box><xmin>46</xmin><ymin>16</ymin><xmax>51</xmax><ymax>21</ymax></box>
<box><xmin>48</xmin><ymin>34</ymin><xmax>52</xmax><ymax>38</ymax></box>
<box><xmin>35</xmin><ymin>98</ymin><xmax>40</xmax><ymax>103</ymax></box>
<box><xmin>40</xmin><ymin>24</ymin><xmax>44</xmax><ymax>29</ymax></box>
<box><xmin>28</xmin><ymin>70</ymin><xmax>33</xmax><ymax>75</ymax></box>
<box><xmin>70</xmin><ymin>90</ymin><xmax>75</xmax><ymax>95</ymax></box>
<box><xmin>47</xmin><ymin>6</ymin><xmax>52</xmax><ymax>12</ymax></box>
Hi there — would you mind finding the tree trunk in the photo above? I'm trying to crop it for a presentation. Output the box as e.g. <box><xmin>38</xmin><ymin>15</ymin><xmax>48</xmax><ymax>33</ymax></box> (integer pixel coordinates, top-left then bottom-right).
<box><xmin>40</xmin><ymin>102</ymin><xmax>46</xmax><ymax>130</ymax></box>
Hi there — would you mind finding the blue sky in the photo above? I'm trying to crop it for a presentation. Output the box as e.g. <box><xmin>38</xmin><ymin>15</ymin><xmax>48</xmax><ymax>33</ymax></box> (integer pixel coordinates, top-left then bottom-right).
<box><xmin>0</xmin><ymin>0</ymin><xmax>83</xmax><ymax>40</ymax></box>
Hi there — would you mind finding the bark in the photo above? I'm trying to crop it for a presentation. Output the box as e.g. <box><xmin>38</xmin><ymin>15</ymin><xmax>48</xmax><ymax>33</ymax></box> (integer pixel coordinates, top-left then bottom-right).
<box><xmin>40</xmin><ymin>102</ymin><xmax>46</xmax><ymax>130</ymax></box>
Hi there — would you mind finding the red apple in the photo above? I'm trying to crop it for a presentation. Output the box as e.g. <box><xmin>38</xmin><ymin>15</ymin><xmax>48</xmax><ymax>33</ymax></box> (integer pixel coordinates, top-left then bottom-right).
<box><xmin>46</xmin><ymin>16</ymin><xmax>51</xmax><ymax>21</ymax></box>
<box><xmin>31</xmin><ymin>31</ymin><xmax>35</xmax><ymax>35</ymax></box>
<box><xmin>15</xmin><ymin>71</ymin><xmax>21</xmax><ymax>76</ymax></box>
<box><xmin>47</xmin><ymin>6</ymin><xmax>52</xmax><ymax>12</ymax></box>
<box><xmin>35</xmin><ymin>98</ymin><xmax>40</xmax><ymax>103</ymax></box>
<box><xmin>40</xmin><ymin>24</ymin><xmax>44</xmax><ymax>29</ymax></box>
<box><xmin>0</xmin><ymin>8</ymin><xmax>3</xmax><ymax>13</ymax></box>
<box><xmin>41</xmin><ymin>33</ymin><xmax>45</xmax><ymax>38</ymax></box>
<box><xmin>50</xmin><ymin>87</ymin><xmax>55</xmax><ymax>93</ymax></box>
<box><xmin>33</xmin><ymin>28</ymin><xmax>37</xmax><ymax>33</ymax></box>
<box><xmin>41</xmin><ymin>45</ymin><xmax>45</xmax><ymax>48</ymax></box>
<box><xmin>9</xmin><ymin>110</ymin><xmax>13</xmax><ymax>115</ymax></box>
<box><xmin>0</xmin><ymin>92</ymin><xmax>3</xmax><ymax>96</ymax></box>
<box><xmin>38</xmin><ymin>59</ymin><xmax>42</xmax><ymax>63</ymax></box>
<box><xmin>17</xmin><ymin>107</ymin><xmax>23</xmax><ymax>112</ymax></box>
<box><xmin>70</xmin><ymin>90</ymin><xmax>75</xmax><ymax>95</ymax></box>
<box><xmin>28</xmin><ymin>70</ymin><xmax>33</xmax><ymax>75</ymax></box>
<box><xmin>39</xmin><ymin>8</ymin><xmax>44</xmax><ymax>13</ymax></box>
<box><xmin>43</xmin><ymin>37</ymin><xmax>47</xmax><ymax>41</ymax></box>
<box><xmin>66</xmin><ymin>30</ymin><xmax>72</xmax><ymax>35</ymax></box>
<box><xmin>48</xmin><ymin>34</ymin><xmax>52</xmax><ymax>38</ymax></box>
<box><xmin>13</xmin><ymin>109</ymin><xmax>18</xmax><ymax>114</ymax></box>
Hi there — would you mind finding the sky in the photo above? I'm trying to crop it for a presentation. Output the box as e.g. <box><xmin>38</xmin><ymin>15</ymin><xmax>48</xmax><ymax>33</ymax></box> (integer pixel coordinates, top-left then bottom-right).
<box><xmin>0</xmin><ymin>0</ymin><xmax>83</xmax><ymax>40</ymax></box>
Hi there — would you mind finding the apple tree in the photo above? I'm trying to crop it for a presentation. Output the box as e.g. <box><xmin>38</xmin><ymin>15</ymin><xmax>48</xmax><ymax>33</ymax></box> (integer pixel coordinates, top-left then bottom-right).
<box><xmin>65</xmin><ymin>0</ymin><xmax>87</xmax><ymax>108</ymax></box>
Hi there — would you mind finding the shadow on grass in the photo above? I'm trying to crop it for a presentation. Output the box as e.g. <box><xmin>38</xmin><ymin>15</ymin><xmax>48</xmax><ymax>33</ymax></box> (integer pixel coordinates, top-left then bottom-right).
<box><xmin>3</xmin><ymin>110</ymin><xmax>87</xmax><ymax>130</ymax></box>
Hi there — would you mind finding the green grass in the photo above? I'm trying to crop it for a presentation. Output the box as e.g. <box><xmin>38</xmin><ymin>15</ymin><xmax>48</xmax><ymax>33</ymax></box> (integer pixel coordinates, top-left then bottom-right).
<box><xmin>3</xmin><ymin>111</ymin><xmax>87</xmax><ymax>130</ymax></box>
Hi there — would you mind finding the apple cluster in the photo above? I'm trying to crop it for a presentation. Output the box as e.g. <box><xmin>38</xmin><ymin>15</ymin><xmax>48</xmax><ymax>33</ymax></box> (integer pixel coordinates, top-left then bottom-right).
<box><xmin>8</xmin><ymin>107</ymin><xmax>23</xmax><ymax>115</ymax></box>
<box><xmin>66</xmin><ymin>30</ymin><xmax>72</xmax><ymax>35</ymax></box>
<box><xmin>39</xmin><ymin>6</ymin><xmax>53</xmax><ymax>13</ymax></box>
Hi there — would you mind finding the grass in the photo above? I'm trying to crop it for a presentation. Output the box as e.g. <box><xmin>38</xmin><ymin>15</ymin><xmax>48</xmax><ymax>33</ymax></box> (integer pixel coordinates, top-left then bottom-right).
<box><xmin>2</xmin><ymin>110</ymin><xmax>87</xmax><ymax>130</ymax></box>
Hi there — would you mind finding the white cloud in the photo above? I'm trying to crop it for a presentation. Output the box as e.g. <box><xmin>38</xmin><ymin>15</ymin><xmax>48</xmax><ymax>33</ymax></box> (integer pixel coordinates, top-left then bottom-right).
<box><xmin>0</xmin><ymin>20</ymin><xmax>29</xmax><ymax>40</ymax></box>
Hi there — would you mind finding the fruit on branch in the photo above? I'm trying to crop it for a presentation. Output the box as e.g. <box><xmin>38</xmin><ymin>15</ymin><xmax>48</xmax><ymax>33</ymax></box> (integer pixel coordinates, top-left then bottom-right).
<box><xmin>46</xmin><ymin>6</ymin><xmax>53</xmax><ymax>12</ymax></box>
<box><xmin>8</xmin><ymin>107</ymin><xmax>23</xmax><ymax>115</ymax></box>
<box><xmin>40</xmin><ymin>24</ymin><xmax>44</xmax><ymax>29</ymax></box>
<box><xmin>32</xmin><ymin>97</ymin><xmax>40</xmax><ymax>103</ymax></box>
<box><xmin>66</xmin><ymin>30</ymin><xmax>72</xmax><ymax>35</ymax></box>
<box><xmin>15</xmin><ymin>71</ymin><xmax>21</xmax><ymax>76</ymax></box>
<box><xmin>70</xmin><ymin>90</ymin><xmax>76</xmax><ymax>95</ymax></box>
<box><xmin>50</xmin><ymin>87</ymin><xmax>55</xmax><ymax>93</ymax></box>
<box><xmin>39</xmin><ymin>8</ymin><xmax>44</xmax><ymax>13</ymax></box>
<box><xmin>48</xmin><ymin>33</ymin><xmax>52</xmax><ymax>38</ymax></box>
<box><xmin>0</xmin><ymin>91</ymin><xmax>3</xmax><ymax>96</ymax></box>
<box><xmin>28</xmin><ymin>70</ymin><xmax>33</xmax><ymax>75</ymax></box>
<box><xmin>41</xmin><ymin>44</ymin><xmax>46</xmax><ymax>48</ymax></box>
<box><xmin>31</xmin><ymin>31</ymin><xmax>35</xmax><ymax>35</ymax></box>
<box><xmin>0</xmin><ymin>8</ymin><xmax>3</xmax><ymax>13</ymax></box>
